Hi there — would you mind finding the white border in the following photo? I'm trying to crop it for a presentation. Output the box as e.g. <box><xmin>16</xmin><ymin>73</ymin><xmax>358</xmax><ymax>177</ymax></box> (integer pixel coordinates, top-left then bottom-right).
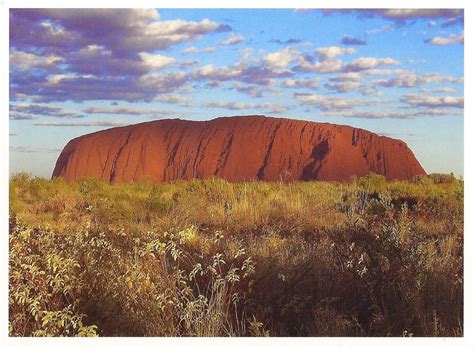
<box><xmin>1</xmin><ymin>1</ymin><xmax>471</xmax><ymax>348</ymax></box>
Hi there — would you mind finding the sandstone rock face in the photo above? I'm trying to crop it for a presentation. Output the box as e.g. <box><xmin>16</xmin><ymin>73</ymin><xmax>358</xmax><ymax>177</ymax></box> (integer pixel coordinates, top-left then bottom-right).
<box><xmin>52</xmin><ymin>115</ymin><xmax>426</xmax><ymax>183</ymax></box>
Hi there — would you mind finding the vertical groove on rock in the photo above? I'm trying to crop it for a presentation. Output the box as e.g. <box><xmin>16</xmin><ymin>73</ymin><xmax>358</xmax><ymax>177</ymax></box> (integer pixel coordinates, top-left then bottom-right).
<box><xmin>192</xmin><ymin>129</ymin><xmax>207</xmax><ymax>177</ymax></box>
<box><xmin>100</xmin><ymin>138</ymin><xmax>116</xmax><ymax>180</ymax></box>
<box><xmin>215</xmin><ymin>134</ymin><xmax>234</xmax><ymax>176</ymax></box>
<box><xmin>257</xmin><ymin>121</ymin><xmax>282</xmax><ymax>180</ymax></box>
<box><xmin>109</xmin><ymin>130</ymin><xmax>133</xmax><ymax>183</ymax></box>
<box><xmin>195</xmin><ymin>133</ymin><xmax>213</xmax><ymax>177</ymax></box>
<box><xmin>299</xmin><ymin>122</ymin><xmax>309</xmax><ymax>155</ymax></box>
<box><xmin>167</xmin><ymin>128</ymin><xmax>184</xmax><ymax>167</ymax></box>
<box><xmin>352</xmin><ymin>129</ymin><xmax>359</xmax><ymax>146</ymax></box>
<box><xmin>133</xmin><ymin>141</ymin><xmax>146</xmax><ymax>182</ymax></box>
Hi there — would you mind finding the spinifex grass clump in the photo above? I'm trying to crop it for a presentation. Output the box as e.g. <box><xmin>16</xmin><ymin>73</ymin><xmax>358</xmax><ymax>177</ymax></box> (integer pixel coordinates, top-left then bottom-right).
<box><xmin>9</xmin><ymin>173</ymin><xmax>463</xmax><ymax>336</ymax></box>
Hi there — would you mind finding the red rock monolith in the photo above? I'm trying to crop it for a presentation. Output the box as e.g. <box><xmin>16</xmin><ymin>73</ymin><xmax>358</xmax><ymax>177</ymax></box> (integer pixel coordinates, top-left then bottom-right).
<box><xmin>52</xmin><ymin>115</ymin><xmax>426</xmax><ymax>183</ymax></box>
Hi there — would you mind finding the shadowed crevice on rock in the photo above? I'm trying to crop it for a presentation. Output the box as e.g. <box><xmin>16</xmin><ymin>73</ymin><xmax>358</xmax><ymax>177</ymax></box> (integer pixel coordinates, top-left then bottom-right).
<box><xmin>300</xmin><ymin>139</ymin><xmax>330</xmax><ymax>181</ymax></box>
<box><xmin>257</xmin><ymin>122</ymin><xmax>282</xmax><ymax>180</ymax></box>
<box><xmin>109</xmin><ymin>130</ymin><xmax>133</xmax><ymax>184</ymax></box>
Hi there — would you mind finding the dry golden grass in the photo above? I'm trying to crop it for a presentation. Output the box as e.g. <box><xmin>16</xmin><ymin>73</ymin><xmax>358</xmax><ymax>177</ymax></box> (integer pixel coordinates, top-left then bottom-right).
<box><xmin>9</xmin><ymin>172</ymin><xmax>463</xmax><ymax>336</ymax></box>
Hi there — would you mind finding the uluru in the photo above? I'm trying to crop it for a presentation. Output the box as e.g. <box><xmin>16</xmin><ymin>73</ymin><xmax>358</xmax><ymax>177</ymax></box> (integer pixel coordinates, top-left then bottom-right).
<box><xmin>52</xmin><ymin>115</ymin><xmax>426</xmax><ymax>183</ymax></box>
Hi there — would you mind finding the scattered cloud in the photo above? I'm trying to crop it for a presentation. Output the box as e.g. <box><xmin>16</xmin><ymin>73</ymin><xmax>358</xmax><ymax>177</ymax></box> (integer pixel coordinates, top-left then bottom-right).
<box><xmin>366</xmin><ymin>25</ymin><xmax>394</xmax><ymax>35</ymax></box>
<box><xmin>293</xmin><ymin>9</ymin><xmax>315</xmax><ymax>14</ymax></box>
<box><xmin>294</xmin><ymin>93</ymin><xmax>374</xmax><ymax>111</ymax></box>
<box><xmin>293</xmin><ymin>57</ymin><xmax>343</xmax><ymax>74</ymax></box>
<box><xmin>281</xmin><ymin>78</ymin><xmax>320</xmax><ymax>89</ymax></box>
<box><xmin>203</xmin><ymin>101</ymin><xmax>288</xmax><ymax>114</ymax></box>
<box><xmin>329</xmin><ymin>72</ymin><xmax>361</xmax><ymax>82</ymax></box>
<box><xmin>183</xmin><ymin>46</ymin><xmax>199</xmax><ymax>54</ymax></box>
<box><xmin>179</xmin><ymin>60</ymin><xmax>198</xmax><ymax>68</ymax></box>
<box><xmin>61</xmin><ymin>44</ymin><xmax>176</xmax><ymax>77</ymax></box>
<box><xmin>192</xmin><ymin>64</ymin><xmax>243</xmax><ymax>84</ymax></box>
<box><xmin>343</xmin><ymin>57</ymin><xmax>399</xmax><ymax>72</ymax></box>
<box><xmin>33</xmin><ymin>120</ymin><xmax>131</xmax><ymax>127</ymax></box>
<box><xmin>425</xmin><ymin>32</ymin><xmax>464</xmax><ymax>46</ymax></box>
<box><xmin>138</xmin><ymin>52</ymin><xmax>176</xmax><ymax>70</ymax></box>
<box><xmin>240</xmin><ymin>47</ymin><xmax>254</xmax><ymax>57</ymax></box>
<box><xmin>10</xmin><ymin>146</ymin><xmax>62</xmax><ymax>153</ymax></box>
<box><xmin>154</xmin><ymin>94</ymin><xmax>192</xmax><ymax>106</ymax></box>
<box><xmin>12</xmin><ymin>72</ymin><xmax>190</xmax><ymax>102</ymax></box>
<box><xmin>359</xmin><ymin>86</ymin><xmax>384</xmax><ymax>96</ymax></box>
<box><xmin>293</xmin><ymin>52</ymin><xmax>397</xmax><ymax>75</ymax></box>
<box><xmin>230</xmin><ymin>83</ymin><xmax>278</xmax><ymax>98</ymax></box>
<box><xmin>270</xmin><ymin>38</ymin><xmax>302</xmax><ymax>45</ymax></box>
<box><xmin>400</xmin><ymin>94</ymin><xmax>464</xmax><ymax>109</ymax></box>
<box><xmin>193</xmin><ymin>63</ymin><xmax>293</xmax><ymax>86</ymax></box>
<box><xmin>340</xmin><ymin>35</ymin><xmax>367</xmax><ymax>45</ymax></box>
<box><xmin>10</xmin><ymin>50</ymin><xmax>62</xmax><ymax>70</ymax></box>
<box><xmin>323</xmin><ymin>9</ymin><xmax>464</xmax><ymax>25</ymax></box>
<box><xmin>239</xmin><ymin>47</ymin><xmax>261</xmax><ymax>63</ymax></box>
<box><xmin>9</xmin><ymin>112</ymin><xmax>39</xmax><ymax>120</ymax></box>
<box><xmin>432</xmin><ymin>87</ymin><xmax>457</xmax><ymax>94</ymax></box>
<box><xmin>375</xmin><ymin>71</ymin><xmax>463</xmax><ymax>88</ymax></box>
<box><xmin>263</xmin><ymin>46</ymin><xmax>299</xmax><ymax>68</ymax></box>
<box><xmin>182</xmin><ymin>46</ymin><xmax>216</xmax><ymax>54</ymax></box>
<box><xmin>324</xmin><ymin>81</ymin><xmax>361</xmax><ymax>93</ymax></box>
<box><xmin>441</xmin><ymin>16</ymin><xmax>464</xmax><ymax>27</ymax></box>
<box><xmin>363</xmin><ymin>69</ymin><xmax>398</xmax><ymax>76</ymax></box>
<box><xmin>315</xmin><ymin>46</ymin><xmax>356</xmax><ymax>61</ymax></box>
<box><xmin>407</xmin><ymin>58</ymin><xmax>427</xmax><ymax>64</ymax></box>
<box><xmin>220</xmin><ymin>34</ymin><xmax>244</xmax><ymax>46</ymax></box>
<box><xmin>10</xmin><ymin>103</ymin><xmax>83</xmax><ymax>119</ymax></box>
<box><xmin>322</xmin><ymin>108</ymin><xmax>464</xmax><ymax>119</ymax></box>
<box><xmin>82</xmin><ymin>105</ymin><xmax>175</xmax><ymax>116</ymax></box>
<box><xmin>376</xmin><ymin>9</ymin><xmax>463</xmax><ymax>22</ymax></box>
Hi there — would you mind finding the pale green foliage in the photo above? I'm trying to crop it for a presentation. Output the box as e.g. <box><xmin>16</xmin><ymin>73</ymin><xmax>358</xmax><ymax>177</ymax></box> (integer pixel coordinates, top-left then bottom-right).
<box><xmin>9</xmin><ymin>220</ymin><xmax>259</xmax><ymax>336</ymax></box>
<box><xmin>9</xmin><ymin>224</ymin><xmax>98</xmax><ymax>337</ymax></box>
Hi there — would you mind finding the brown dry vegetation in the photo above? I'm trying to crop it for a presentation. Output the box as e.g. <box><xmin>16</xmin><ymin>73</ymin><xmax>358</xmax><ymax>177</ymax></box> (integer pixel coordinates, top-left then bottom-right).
<box><xmin>9</xmin><ymin>172</ymin><xmax>463</xmax><ymax>336</ymax></box>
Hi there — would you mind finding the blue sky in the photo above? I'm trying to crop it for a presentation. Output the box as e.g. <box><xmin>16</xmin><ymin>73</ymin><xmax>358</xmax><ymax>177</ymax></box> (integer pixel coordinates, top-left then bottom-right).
<box><xmin>9</xmin><ymin>9</ymin><xmax>464</xmax><ymax>178</ymax></box>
